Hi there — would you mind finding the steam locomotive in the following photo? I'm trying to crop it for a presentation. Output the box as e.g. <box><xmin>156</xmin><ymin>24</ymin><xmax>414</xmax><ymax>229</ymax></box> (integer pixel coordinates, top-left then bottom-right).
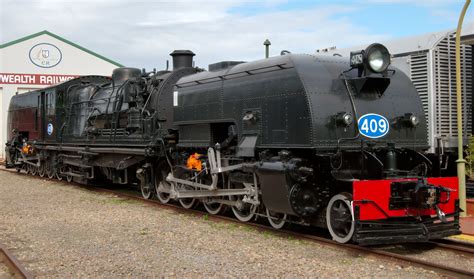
<box><xmin>5</xmin><ymin>44</ymin><xmax>460</xmax><ymax>245</ymax></box>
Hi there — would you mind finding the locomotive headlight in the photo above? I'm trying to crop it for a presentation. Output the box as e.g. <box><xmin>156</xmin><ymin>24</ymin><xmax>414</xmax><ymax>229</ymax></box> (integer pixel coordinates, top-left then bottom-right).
<box><xmin>409</xmin><ymin>114</ymin><xmax>419</xmax><ymax>127</ymax></box>
<box><xmin>366</xmin><ymin>44</ymin><xmax>390</xmax><ymax>73</ymax></box>
<box><xmin>350</xmin><ymin>43</ymin><xmax>391</xmax><ymax>75</ymax></box>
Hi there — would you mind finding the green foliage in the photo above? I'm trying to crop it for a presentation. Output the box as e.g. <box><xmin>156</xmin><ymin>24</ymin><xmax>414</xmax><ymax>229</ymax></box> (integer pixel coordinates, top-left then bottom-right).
<box><xmin>466</xmin><ymin>136</ymin><xmax>474</xmax><ymax>180</ymax></box>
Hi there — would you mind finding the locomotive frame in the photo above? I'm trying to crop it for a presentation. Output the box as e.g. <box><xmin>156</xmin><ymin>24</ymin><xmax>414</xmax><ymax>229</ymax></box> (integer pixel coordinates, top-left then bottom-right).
<box><xmin>5</xmin><ymin>45</ymin><xmax>461</xmax><ymax>245</ymax></box>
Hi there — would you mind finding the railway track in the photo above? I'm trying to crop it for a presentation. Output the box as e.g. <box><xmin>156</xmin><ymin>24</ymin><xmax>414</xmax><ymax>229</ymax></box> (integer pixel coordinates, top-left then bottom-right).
<box><xmin>88</xmin><ymin>187</ymin><xmax>474</xmax><ymax>278</ymax></box>
<box><xmin>2</xmin><ymin>166</ymin><xmax>474</xmax><ymax>278</ymax></box>
<box><xmin>430</xmin><ymin>238</ymin><xmax>474</xmax><ymax>257</ymax></box>
<box><xmin>0</xmin><ymin>244</ymin><xmax>32</xmax><ymax>279</ymax></box>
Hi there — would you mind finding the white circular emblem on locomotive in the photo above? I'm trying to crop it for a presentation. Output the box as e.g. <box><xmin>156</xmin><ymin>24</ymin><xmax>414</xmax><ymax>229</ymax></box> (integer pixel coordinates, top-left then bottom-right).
<box><xmin>29</xmin><ymin>43</ymin><xmax>62</xmax><ymax>68</ymax></box>
<box><xmin>358</xmin><ymin>113</ymin><xmax>389</xmax><ymax>138</ymax></box>
<box><xmin>47</xmin><ymin>123</ymin><xmax>54</xmax><ymax>135</ymax></box>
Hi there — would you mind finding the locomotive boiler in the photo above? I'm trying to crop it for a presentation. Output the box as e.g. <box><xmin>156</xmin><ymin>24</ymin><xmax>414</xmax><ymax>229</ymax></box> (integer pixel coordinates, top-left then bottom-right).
<box><xmin>6</xmin><ymin>44</ymin><xmax>460</xmax><ymax>245</ymax></box>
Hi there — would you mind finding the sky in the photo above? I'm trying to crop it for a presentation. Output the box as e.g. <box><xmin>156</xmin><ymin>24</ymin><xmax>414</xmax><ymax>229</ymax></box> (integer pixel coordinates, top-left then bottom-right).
<box><xmin>1</xmin><ymin>0</ymin><xmax>473</xmax><ymax>70</ymax></box>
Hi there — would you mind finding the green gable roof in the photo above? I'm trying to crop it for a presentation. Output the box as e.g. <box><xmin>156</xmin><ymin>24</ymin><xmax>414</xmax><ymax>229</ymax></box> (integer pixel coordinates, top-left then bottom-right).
<box><xmin>0</xmin><ymin>30</ymin><xmax>123</xmax><ymax>67</ymax></box>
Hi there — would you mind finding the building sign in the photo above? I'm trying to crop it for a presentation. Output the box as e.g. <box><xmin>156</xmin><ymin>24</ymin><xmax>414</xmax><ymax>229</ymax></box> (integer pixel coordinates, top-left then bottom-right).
<box><xmin>0</xmin><ymin>73</ymin><xmax>79</xmax><ymax>85</ymax></box>
<box><xmin>29</xmin><ymin>43</ymin><xmax>62</xmax><ymax>68</ymax></box>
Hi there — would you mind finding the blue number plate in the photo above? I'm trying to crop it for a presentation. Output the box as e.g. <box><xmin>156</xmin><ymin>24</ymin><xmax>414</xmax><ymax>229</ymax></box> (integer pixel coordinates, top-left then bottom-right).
<box><xmin>358</xmin><ymin>113</ymin><xmax>389</xmax><ymax>139</ymax></box>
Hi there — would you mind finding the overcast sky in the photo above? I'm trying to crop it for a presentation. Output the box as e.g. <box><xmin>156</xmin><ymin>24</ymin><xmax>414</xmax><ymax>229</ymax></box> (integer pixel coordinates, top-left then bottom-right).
<box><xmin>1</xmin><ymin>0</ymin><xmax>472</xmax><ymax>70</ymax></box>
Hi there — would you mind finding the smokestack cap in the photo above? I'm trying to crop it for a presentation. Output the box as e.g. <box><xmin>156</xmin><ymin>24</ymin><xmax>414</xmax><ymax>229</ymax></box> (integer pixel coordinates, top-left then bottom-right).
<box><xmin>170</xmin><ymin>50</ymin><xmax>195</xmax><ymax>57</ymax></box>
<box><xmin>170</xmin><ymin>50</ymin><xmax>195</xmax><ymax>70</ymax></box>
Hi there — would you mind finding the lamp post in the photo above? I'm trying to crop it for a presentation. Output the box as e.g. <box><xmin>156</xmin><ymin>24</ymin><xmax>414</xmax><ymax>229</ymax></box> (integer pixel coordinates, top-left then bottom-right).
<box><xmin>455</xmin><ymin>0</ymin><xmax>471</xmax><ymax>218</ymax></box>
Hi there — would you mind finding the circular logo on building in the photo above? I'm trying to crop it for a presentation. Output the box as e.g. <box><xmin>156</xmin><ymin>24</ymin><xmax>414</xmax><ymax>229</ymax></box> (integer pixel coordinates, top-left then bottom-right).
<box><xmin>29</xmin><ymin>43</ymin><xmax>62</xmax><ymax>68</ymax></box>
<box><xmin>47</xmin><ymin>123</ymin><xmax>54</xmax><ymax>135</ymax></box>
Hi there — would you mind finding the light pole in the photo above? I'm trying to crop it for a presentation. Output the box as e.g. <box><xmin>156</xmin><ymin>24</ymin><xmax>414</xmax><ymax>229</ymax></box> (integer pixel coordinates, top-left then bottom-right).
<box><xmin>455</xmin><ymin>0</ymin><xmax>471</xmax><ymax>218</ymax></box>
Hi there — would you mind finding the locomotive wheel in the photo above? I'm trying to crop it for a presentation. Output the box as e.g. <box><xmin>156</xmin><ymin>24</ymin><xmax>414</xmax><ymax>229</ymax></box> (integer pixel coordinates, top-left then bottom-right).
<box><xmin>16</xmin><ymin>161</ymin><xmax>22</xmax><ymax>173</ymax></box>
<box><xmin>326</xmin><ymin>192</ymin><xmax>355</xmax><ymax>244</ymax></box>
<box><xmin>228</xmin><ymin>181</ymin><xmax>257</xmax><ymax>222</ymax></box>
<box><xmin>155</xmin><ymin>169</ymin><xmax>171</xmax><ymax>204</ymax></box>
<box><xmin>266</xmin><ymin>208</ymin><xmax>287</xmax><ymax>229</ymax></box>
<box><xmin>29</xmin><ymin>164</ymin><xmax>38</xmax><ymax>176</ymax></box>
<box><xmin>178</xmin><ymin>184</ymin><xmax>197</xmax><ymax>209</ymax></box>
<box><xmin>46</xmin><ymin>162</ymin><xmax>55</xmax><ymax>179</ymax></box>
<box><xmin>38</xmin><ymin>163</ymin><xmax>46</xmax><ymax>178</ymax></box>
<box><xmin>57</xmin><ymin>166</ymin><xmax>66</xmax><ymax>181</ymax></box>
<box><xmin>66</xmin><ymin>168</ymin><xmax>73</xmax><ymax>182</ymax></box>
<box><xmin>202</xmin><ymin>175</ymin><xmax>225</xmax><ymax>215</ymax></box>
<box><xmin>179</xmin><ymin>197</ymin><xmax>197</xmax><ymax>209</ymax></box>
<box><xmin>203</xmin><ymin>200</ymin><xmax>225</xmax><ymax>215</ymax></box>
<box><xmin>22</xmin><ymin>164</ymin><xmax>29</xmax><ymax>174</ymax></box>
<box><xmin>156</xmin><ymin>181</ymin><xmax>172</xmax><ymax>204</ymax></box>
<box><xmin>140</xmin><ymin>183</ymin><xmax>153</xmax><ymax>199</ymax></box>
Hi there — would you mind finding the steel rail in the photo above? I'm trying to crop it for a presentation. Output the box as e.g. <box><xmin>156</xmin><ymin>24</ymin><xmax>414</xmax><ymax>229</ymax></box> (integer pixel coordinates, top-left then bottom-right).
<box><xmin>0</xmin><ymin>244</ymin><xmax>33</xmax><ymax>279</ymax></box>
<box><xmin>430</xmin><ymin>239</ymin><xmax>474</xmax><ymax>257</ymax></box>
<box><xmin>2</xmin><ymin>166</ymin><xmax>474</xmax><ymax>278</ymax></box>
<box><xmin>436</xmin><ymin>238</ymin><xmax>474</xmax><ymax>249</ymax></box>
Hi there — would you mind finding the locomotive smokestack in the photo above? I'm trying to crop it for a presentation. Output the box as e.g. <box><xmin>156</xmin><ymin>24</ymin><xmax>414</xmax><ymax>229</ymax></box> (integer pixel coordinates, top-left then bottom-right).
<box><xmin>170</xmin><ymin>50</ymin><xmax>195</xmax><ymax>70</ymax></box>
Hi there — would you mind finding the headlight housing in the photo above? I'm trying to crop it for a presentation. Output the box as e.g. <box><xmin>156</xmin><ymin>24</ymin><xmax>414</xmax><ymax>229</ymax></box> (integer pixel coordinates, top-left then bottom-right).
<box><xmin>366</xmin><ymin>44</ymin><xmax>390</xmax><ymax>73</ymax></box>
<box><xmin>350</xmin><ymin>43</ymin><xmax>391</xmax><ymax>75</ymax></box>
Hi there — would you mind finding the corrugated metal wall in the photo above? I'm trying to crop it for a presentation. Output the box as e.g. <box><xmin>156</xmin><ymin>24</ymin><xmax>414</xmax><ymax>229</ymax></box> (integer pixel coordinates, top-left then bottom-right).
<box><xmin>409</xmin><ymin>31</ymin><xmax>473</xmax><ymax>150</ymax></box>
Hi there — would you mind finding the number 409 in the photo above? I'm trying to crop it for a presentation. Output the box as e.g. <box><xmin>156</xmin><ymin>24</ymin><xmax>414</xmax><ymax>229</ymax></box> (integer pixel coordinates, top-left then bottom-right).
<box><xmin>359</xmin><ymin>118</ymin><xmax>387</xmax><ymax>134</ymax></box>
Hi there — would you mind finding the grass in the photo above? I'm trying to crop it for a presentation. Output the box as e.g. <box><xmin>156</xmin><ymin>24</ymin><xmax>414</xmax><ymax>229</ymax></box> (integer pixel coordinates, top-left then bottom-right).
<box><xmin>139</xmin><ymin>227</ymin><xmax>150</xmax><ymax>235</ymax></box>
<box><xmin>262</xmin><ymin>231</ymin><xmax>274</xmax><ymax>238</ymax></box>
<box><xmin>102</xmin><ymin>197</ymin><xmax>140</xmax><ymax>205</ymax></box>
<box><xmin>227</xmin><ymin>223</ymin><xmax>238</xmax><ymax>230</ymax></box>
<box><xmin>339</xmin><ymin>259</ymin><xmax>352</xmax><ymax>265</ymax></box>
<box><xmin>241</xmin><ymin>225</ymin><xmax>256</xmax><ymax>233</ymax></box>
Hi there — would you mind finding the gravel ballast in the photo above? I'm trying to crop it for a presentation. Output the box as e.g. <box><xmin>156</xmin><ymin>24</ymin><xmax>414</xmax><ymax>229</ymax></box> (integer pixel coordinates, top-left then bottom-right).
<box><xmin>0</xmin><ymin>262</ymin><xmax>11</xmax><ymax>279</ymax></box>
<box><xmin>0</xmin><ymin>170</ymin><xmax>446</xmax><ymax>277</ymax></box>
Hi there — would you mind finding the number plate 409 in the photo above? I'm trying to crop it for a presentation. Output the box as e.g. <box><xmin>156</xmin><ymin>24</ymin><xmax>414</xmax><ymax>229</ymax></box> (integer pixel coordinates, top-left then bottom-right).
<box><xmin>358</xmin><ymin>113</ymin><xmax>389</xmax><ymax>139</ymax></box>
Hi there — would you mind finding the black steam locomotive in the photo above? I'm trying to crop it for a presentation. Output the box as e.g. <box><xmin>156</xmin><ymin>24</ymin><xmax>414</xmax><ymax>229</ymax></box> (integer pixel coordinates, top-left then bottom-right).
<box><xmin>6</xmin><ymin>44</ymin><xmax>460</xmax><ymax>245</ymax></box>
